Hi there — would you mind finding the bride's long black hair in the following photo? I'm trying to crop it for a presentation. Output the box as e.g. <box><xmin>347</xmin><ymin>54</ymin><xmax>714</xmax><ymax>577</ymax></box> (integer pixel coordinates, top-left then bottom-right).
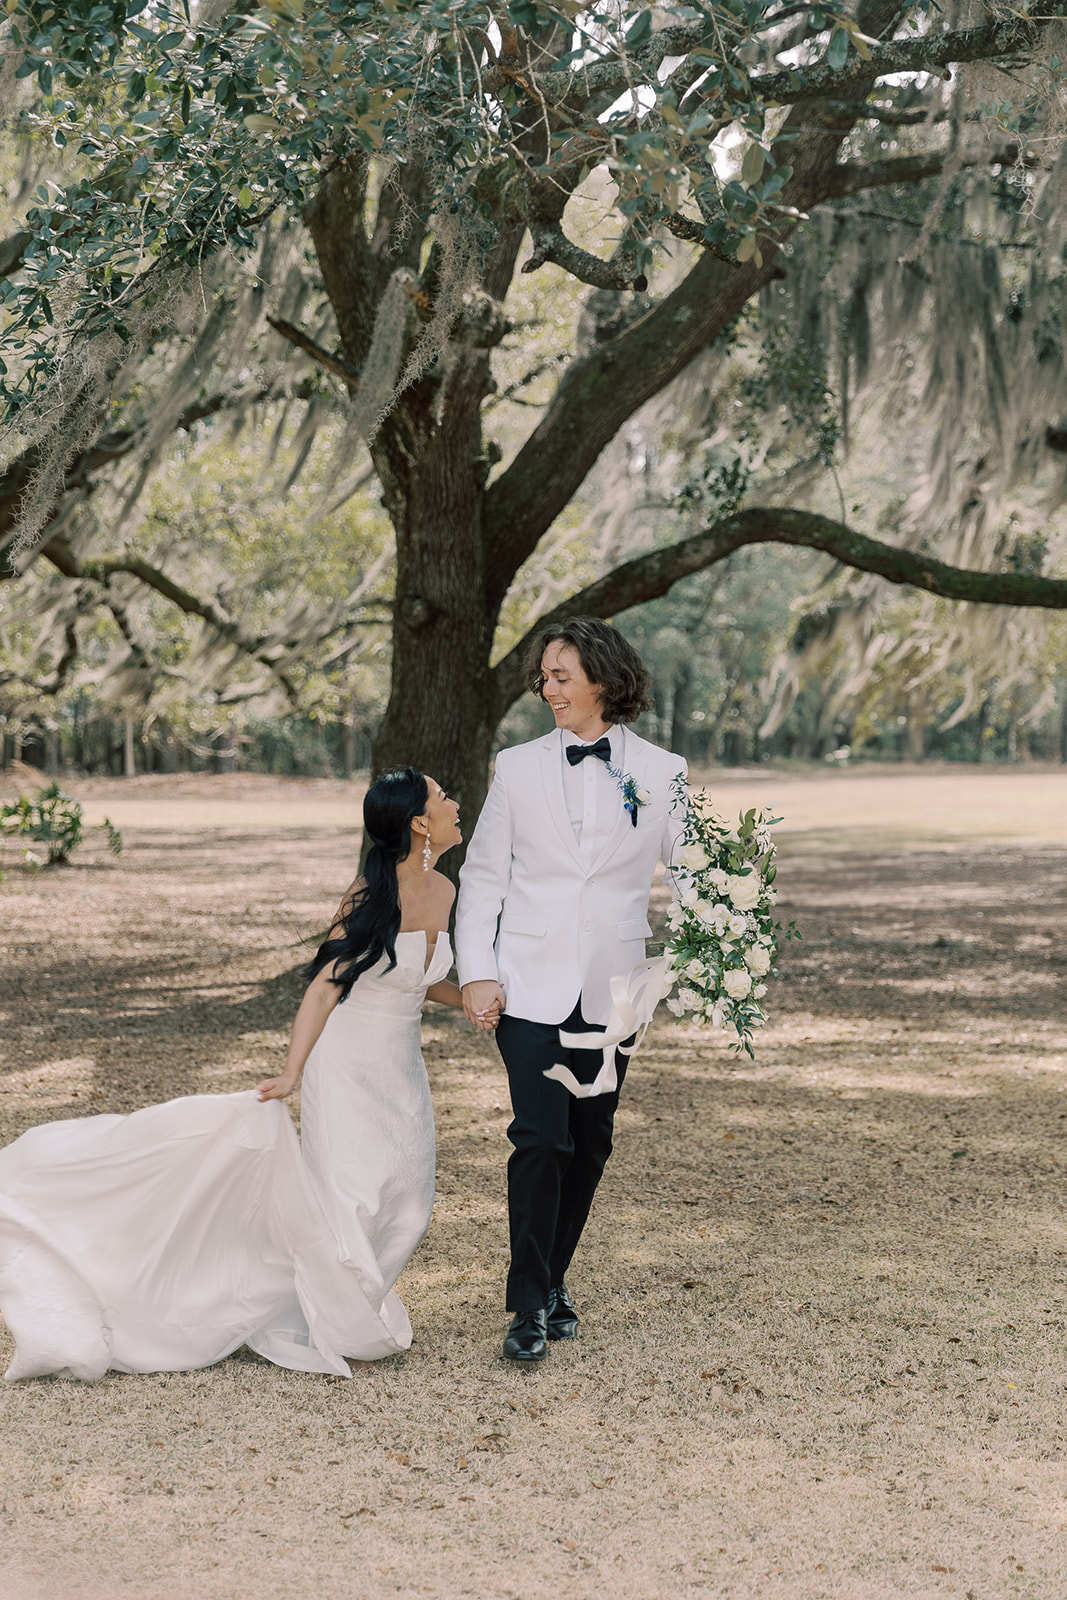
<box><xmin>307</xmin><ymin>767</ymin><xmax>429</xmax><ymax>1002</ymax></box>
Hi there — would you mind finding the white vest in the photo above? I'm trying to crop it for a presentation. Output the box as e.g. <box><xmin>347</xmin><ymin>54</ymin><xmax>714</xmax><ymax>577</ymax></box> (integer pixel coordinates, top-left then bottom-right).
<box><xmin>455</xmin><ymin>727</ymin><xmax>687</xmax><ymax>1026</ymax></box>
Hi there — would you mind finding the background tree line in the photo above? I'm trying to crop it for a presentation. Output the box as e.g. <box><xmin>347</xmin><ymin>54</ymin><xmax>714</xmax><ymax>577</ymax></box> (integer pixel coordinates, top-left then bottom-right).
<box><xmin>2</xmin><ymin>0</ymin><xmax>1067</xmax><ymax>805</ymax></box>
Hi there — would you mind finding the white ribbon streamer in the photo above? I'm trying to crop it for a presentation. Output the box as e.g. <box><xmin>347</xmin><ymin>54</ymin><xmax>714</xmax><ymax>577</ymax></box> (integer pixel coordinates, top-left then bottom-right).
<box><xmin>543</xmin><ymin>956</ymin><xmax>671</xmax><ymax>1099</ymax></box>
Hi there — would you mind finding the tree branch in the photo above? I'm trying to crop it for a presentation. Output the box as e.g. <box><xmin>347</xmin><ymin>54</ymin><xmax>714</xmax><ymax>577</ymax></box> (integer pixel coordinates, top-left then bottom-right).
<box><xmin>489</xmin><ymin>508</ymin><xmax>1067</xmax><ymax>718</ymax></box>
<box><xmin>748</xmin><ymin>16</ymin><xmax>1048</xmax><ymax>107</ymax></box>
<box><xmin>0</xmin><ymin>230</ymin><xmax>31</xmax><ymax>279</ymax></box>
<box><xmin>303</xmin><ymin>154</ymin><xmax>380</xmax><ymax>373</ymax></box>
<box><xmin>266</xmin><ymin>316</ymin><xmax>362</xmax><ymax>385</ymax></box>
<box><xmin>2</xmin><ymin>383</ymin><xmax>312</xmax><ymax>571</ymax></box>
<box><xmin>40</xmin><ymin>536</ymin><xmax>301</xmax><ymax>699</ymax></box>
<box><xmin>512</xmin><ymin>14</ymin><xmax>1048</xmax><ymax>119</ymax></box>
<box><xmin>827</xmin><ymin>99</ymin><xmax>948</xmax><ymax>126</ymax></box>
<box><xmin>822</xmin><ymin>143</ymin><xmax>1027</xmax><ymax>200</ymax></box>
<box><xmin>486</xmin><ymin>22</ymin><xmax>705</xmax><ymax>111</ymax></box>
<box><xmin>521</xmin><ymin>225</ymin><xmax>647</xmax><ymax>290</ymax></box>
<box><xmin>483</xmin><ymin>249</ymin><xmax>769</xmax><ymax>610</ymax></box>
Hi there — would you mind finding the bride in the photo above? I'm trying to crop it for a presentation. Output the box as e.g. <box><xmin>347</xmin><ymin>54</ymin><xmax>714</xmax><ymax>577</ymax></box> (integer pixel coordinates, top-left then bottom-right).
<box><xmin>0</xmin><ymin>768</ymin><xmax>495</xmax><ymax>1382</ymax></box>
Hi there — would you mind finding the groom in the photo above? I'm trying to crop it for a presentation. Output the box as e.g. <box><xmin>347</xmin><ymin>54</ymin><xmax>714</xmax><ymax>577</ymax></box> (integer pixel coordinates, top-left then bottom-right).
<box><xmin>456</xmin><ymin>617</ymin><xmax>687</xmax><ymax>1362</ymax></box>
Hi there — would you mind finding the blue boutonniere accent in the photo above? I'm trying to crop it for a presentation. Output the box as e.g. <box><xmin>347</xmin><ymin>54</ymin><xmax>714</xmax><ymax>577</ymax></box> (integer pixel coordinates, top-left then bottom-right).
<box><xmin>606</xmin><ymin>764</ymin><xmax>651</xmax><ymax>827</ymax></box>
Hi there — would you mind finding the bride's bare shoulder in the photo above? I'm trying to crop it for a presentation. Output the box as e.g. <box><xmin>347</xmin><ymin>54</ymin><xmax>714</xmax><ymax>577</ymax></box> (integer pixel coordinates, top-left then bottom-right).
<box><xmin>434</xmin><ymin>872</ymin><xmax>457</xmax><ymax>906</ymax></box>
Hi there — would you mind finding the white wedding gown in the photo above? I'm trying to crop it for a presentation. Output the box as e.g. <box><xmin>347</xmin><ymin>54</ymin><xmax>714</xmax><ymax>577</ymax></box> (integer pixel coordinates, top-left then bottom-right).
<box><xmin>0</xmin><ymin>931</ymin><xmax>449</xmax><ymax>1381</ymax></box>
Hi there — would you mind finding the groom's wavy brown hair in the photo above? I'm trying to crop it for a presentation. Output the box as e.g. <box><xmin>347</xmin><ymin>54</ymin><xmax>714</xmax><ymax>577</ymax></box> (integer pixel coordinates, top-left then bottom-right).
<box><xmin>524</xmin><ymin>617</ymin><xmax>654</xmax><ymax>724</ymax></box>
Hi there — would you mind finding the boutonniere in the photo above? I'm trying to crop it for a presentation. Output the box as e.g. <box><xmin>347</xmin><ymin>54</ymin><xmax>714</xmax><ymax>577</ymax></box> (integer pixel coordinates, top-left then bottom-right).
<box><xmin>606</xmin><ymin>764</ymin><xmax>650</xmax><ymax>827</ymax></box>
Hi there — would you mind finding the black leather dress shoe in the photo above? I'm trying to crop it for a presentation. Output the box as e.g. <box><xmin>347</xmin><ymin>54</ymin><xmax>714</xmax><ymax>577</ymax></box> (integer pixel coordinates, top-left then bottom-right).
<box><xmin>502</xmin><ymin>1309</ymin><xmax>548</xmax><ymax>1362</ymax></box>
<box><xmin>546</xmin><ymin>1282</ymin><xmax>579</xmax><ymax>1341</ymax></box>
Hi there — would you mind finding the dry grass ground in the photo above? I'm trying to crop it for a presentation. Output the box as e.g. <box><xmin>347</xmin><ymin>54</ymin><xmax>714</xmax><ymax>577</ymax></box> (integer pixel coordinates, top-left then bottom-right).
<box><xmin>0</xmin><ymin>765</ymin><xmax>1065</xmax><ymax>1600</ymax></box>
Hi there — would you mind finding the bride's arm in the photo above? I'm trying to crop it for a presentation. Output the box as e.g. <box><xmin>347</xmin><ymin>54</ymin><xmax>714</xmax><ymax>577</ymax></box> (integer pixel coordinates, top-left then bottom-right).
<box><xmin>425</xmin><ymin>979</ymin><xmax>463</xmax><ymax>1008</ymax></box>
<box><xmin>256</xmin><ymin>967</ymin><xmax>342</xmax><ymax>1101</ymax></box>
<box><xmin>257</xmin><ymin>890</ymin><xmax>354</xmax><ymax>1101</ymax></box>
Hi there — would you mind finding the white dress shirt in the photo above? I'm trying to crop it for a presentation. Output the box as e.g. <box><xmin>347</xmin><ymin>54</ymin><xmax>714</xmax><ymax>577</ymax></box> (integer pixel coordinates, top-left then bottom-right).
<box><xmin>561</xmin><ymin>727</ymin><xmax>618</xmax><ymax>862</ymax></box>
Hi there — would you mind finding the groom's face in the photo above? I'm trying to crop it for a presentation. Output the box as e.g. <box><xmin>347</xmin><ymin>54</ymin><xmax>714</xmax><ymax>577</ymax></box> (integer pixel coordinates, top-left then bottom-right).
<box><xmin>540</xmin><ymin>642</ymin><xmax>607</xmax><ymax>738</ymax></box>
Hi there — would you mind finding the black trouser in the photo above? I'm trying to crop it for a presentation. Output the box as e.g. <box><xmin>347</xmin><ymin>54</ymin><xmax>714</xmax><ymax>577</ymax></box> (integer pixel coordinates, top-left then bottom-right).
<box><xmin>495</xmin><ymin>999</ymin><xmax>630</xmax><ymax>1314</ymax></box>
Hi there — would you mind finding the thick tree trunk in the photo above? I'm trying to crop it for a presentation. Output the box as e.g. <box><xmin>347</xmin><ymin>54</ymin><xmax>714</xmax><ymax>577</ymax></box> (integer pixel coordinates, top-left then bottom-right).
<box><xmin>369</xmin><ymin>349</ymin><xmax>499</xmax><ymax>860</ymax></box>
<box><xmin>340</xmin><ymin>708</ymin><xmax>356</xmax><ymax>780</ymax></box>
<box><xmin>670</xmin><ymin>661</ymin><xmax>692</xmax><ymax>760</ymax></box>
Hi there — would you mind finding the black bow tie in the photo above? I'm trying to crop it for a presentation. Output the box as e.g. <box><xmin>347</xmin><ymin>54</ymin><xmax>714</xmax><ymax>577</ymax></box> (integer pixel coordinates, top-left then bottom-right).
<box><xmin>566</xmin><ymin>736</ymin><xmax>612</xmax><ymax>766</ymax></box>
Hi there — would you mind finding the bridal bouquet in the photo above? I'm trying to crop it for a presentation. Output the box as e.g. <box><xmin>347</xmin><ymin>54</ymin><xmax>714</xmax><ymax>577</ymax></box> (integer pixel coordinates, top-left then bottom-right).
<box><xmin>662</xmin><ymin>776</ymin><xmax>797</xmax><ymax>1057</ymax></box>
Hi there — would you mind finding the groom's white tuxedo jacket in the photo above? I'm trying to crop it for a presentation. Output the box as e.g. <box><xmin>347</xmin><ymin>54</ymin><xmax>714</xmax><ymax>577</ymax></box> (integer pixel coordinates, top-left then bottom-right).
<box><xmin>455</xmin><ymin>726</ymin><xmax>687</xmax><ymax>1026</ymax></box>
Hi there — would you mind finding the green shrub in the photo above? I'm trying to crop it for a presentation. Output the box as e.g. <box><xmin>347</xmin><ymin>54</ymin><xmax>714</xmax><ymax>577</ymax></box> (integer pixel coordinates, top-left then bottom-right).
<box><xmin>0</xmin><ymin>780</ymin><xmax>123</xmax><ymax>866</ymax></box>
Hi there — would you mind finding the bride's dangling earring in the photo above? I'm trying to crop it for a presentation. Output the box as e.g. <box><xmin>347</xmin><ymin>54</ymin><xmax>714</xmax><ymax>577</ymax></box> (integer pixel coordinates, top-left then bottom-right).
<box><xmin>422</xmin><ymin>827</ymin><xmax>432</xmax><ymax>873</ymax></box>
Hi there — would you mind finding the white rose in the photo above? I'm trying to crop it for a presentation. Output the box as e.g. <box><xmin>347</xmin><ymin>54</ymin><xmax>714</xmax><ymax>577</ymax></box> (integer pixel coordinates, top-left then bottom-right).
<box><xmin>678</xmin><ymin>987</ymin><xmax>701</xmax><ymax>1011</ymax></box>
<box><xmin>727</xmin><ymin>873</ymin><xmax>762</xmax><ymax>912</ymax></box>
<box><xmin>635</xmin><ymin>785</ymin><xmax>651</xmax><ymax>805</ymax></box>
<box><xmin>727</xmin><ymin>913</ymin><xmax>748</xmax><ymax>938</ymax></box>
<box><xmin>680</xmin><ymin>885</ymin><xmax>699</xmax><ymax>909</ymax></box>
<box><xmin>722</xmin><ymin>968</ymin><xmax>752</xmax><ymax>1000</ymax></box>
<box><xmin>753</xmin><ymin>983</ymin><xmax>768</xmax><ymax>998</ymax></box>
<box><xmin>677</xmin><ymin>841</ymin><xmax>711</xmax><ymax>871</ymax></box>
<box><xmin>696</xmin><ymin>899</ymin><xmax>729</xmax><ymax>931</ymax></box>
<box><xmin>745</xmin><ymin>945</ymin><xmax>771</xmax><ymax>976</ymax></box>
<box><xmin>706</xmin><ymin>867</ymin><xmax>729</xmax><ymax>891</ymax></box>
<box><xmin>684</xmin><ymin>958</ymin><xmax>704</xmax><ymax>981</ymax></box>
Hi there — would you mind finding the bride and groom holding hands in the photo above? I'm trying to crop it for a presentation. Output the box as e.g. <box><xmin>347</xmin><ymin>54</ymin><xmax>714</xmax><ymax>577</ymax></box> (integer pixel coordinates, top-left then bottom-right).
<box><xmin>0</xmin><ymin>618</ymin><xmax>687</xmax><ymax>1381</ymax></box>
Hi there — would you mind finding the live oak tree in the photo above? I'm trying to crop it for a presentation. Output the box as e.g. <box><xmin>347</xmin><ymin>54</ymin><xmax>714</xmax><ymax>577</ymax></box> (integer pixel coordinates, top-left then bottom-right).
<box><xmin>3</xmin><ymin>0</ymin><xmax>1067</xmax><ymax>821</ymax></box>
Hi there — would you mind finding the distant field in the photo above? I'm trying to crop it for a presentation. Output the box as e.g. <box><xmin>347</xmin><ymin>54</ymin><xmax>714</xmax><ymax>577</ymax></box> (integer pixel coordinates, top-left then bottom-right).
<box><xmin>13</xmin><ymin>762</ymin><xmax>1066</xmax><ymax>845</ymax></box>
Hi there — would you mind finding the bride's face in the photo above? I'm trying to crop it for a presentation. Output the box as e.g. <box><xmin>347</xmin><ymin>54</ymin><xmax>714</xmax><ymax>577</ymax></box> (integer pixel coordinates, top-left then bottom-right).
<box><xmin>419</xmin><ymin>777</ymin><xmax>462</xmax><ymax>852</ymax></box>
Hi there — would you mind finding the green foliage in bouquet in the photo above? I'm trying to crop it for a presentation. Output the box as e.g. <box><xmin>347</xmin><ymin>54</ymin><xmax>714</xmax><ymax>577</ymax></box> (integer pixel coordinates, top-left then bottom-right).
<box><xmin>0</xmin><ymin>781</ymin><xmax>123</xmax><ymax>867</ymax></box>
<box><xmin>663</xmin><ymin>776</ymin><xmax>800</xmax><ymax>1057</ymax></box>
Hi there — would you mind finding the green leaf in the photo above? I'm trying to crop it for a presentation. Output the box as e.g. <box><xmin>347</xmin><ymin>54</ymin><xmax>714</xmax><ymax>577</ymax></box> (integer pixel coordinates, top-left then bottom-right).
<box><xmin>625</xmin><ymin>8</ymin><xmax>652</xmax><ymax>47</ymax></box>
<box><xmin>238</xmin><ymin>186</ymin><xmax>254</xmax><ymax>209</ymax></box>
<box><xmin>827</xmin><ymin>26</ymin><xmax>849</xmax><ymax>69</ymax></box>
<box><xmin>741</xmin><ymin>142</ymin><xmax>765</xmax><ymax>187</ymax></box>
